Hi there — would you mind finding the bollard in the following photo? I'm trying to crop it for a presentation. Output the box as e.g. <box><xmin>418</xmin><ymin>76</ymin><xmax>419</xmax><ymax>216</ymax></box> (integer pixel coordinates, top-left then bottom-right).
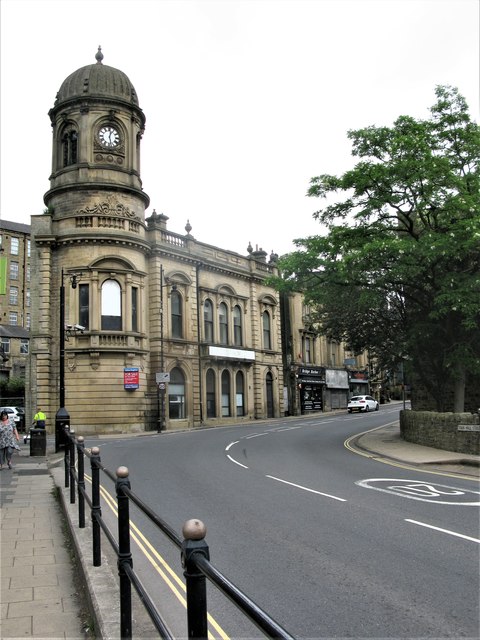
<box><xmin>181</xmin><ymin>519</ymin><xmax>209</xmax><ymax>639</ymax></box>
<box><xmin>77</xmin><ymin>436</ymin><xmax>85</xmax><ymax>528</ymax></box>
<box><xmin>116</xmin><ymin>466</ymin><xmax>133</xmax><ymax>640</ymax></box>
<box><xmin>90</xmin><ymin>447</ymin><xmax>102</xmax><ymax>567</ymax></box>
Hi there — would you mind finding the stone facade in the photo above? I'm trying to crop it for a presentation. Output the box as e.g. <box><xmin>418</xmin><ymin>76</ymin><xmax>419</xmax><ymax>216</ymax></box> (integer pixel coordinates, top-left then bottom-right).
<box><xmin>27</xmin><ymin>49</ymin><xmax>287</xmax><ymax>435</ymax></box>
<box><xmin>280</xmin><ymin>291</ymin><xmax>370</xmax><ymax>415</ymax></box>
<box><xmin>24</xmin><ymin>49</ymin><xmax>378</xmax><ymax>435</ymax></box>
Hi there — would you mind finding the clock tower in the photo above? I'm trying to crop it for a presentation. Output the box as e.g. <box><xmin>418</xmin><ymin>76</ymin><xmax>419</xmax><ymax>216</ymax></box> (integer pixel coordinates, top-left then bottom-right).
<box><xmin>30</xmin><ymin>48</ymin><xmax>152</xmax><ymax>435</ymax></box>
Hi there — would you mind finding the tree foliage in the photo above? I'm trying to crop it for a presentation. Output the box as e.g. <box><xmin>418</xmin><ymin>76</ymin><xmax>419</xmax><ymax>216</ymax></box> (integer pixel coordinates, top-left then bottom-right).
<box><xmin>275</xmin><ymin>86</ymin><xmax>480</xmax><ymax>411</ymax></box>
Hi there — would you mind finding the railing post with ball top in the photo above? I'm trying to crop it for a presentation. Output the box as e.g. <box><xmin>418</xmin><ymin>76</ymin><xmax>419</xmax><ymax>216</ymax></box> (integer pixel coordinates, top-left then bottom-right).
<box><xmin>69</xmin><ymin>429</ymin><xmax>76</xmax><ymax>504</ymax></box>
<box><xmin>76</xmin><ymin>436</ymin><xmax>85</xmax><ymax>528</ymax></box>
<box><xmin>181</xmin><ymin>519</ymin><xmax>209</xmax><ymax>639</ymax></box>
<box><xmin>90</xmin><ymin>447</ymin><xmax>102</xmax><ymax>567</ymax></box>
<box><xmin>116</xmin><ymin>466</ymin><xmax>133</xmax><ymax>640</ymax></box>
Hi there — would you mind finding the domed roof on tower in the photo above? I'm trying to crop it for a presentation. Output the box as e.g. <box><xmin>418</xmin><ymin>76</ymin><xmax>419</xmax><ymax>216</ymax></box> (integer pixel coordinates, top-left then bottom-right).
<box><xmin>53</xmin><ymin>46</ymin><xmax>139</xmax><ymax>108</ymax></box>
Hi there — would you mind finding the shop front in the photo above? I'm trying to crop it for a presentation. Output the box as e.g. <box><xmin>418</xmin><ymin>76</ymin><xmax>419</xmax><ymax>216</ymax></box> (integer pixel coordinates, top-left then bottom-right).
<box><xmin>296</xmin><ymin>366</ymin><xmax>325</xmax><ymax>414</ymax></box>
<box><xmin>325</xmin><ymin>368</ymin><xmax>350</xmax><ymax>410</ymax></box>
<box><xmin>349</xmin><ymin>369</ymin><xmax>370</xmax><ymax>396</ymax></box>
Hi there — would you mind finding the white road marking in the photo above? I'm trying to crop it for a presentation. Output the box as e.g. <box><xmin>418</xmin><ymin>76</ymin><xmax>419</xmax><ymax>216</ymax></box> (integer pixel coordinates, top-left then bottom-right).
<box><xmin>266</xmin><ymin>475</ymin><xmax>347</xmax><ymax>502</ymax></box>
<box><xmin>356</xmin><ymin>478</ymin><xmax>480</xmax><ymax>505</ymax></box>
<box><xmin>405</xmin><ymin>519</ymin><xmax>480</xmax><ymax>544</ymax></box>
<box><xmin>226</xmin><ymin>454</ymin><xmax>249</xmax><ymax>469</ymax></box>
<box><xmin>244</xmin><ymin>433</ymin><xmax>268</xmax><ymax>439</ymax></box>
<box><xmin>225</xmin><ymin>441</ymin><xmax>239</xmax><ymax>451</ymax></box>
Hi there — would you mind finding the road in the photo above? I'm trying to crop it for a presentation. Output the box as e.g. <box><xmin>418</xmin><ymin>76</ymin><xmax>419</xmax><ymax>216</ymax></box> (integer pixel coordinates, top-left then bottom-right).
<box><xmin>85</xmin><ymin>405</ymin><xmax>480</xmax><ymax>639</ymax></box>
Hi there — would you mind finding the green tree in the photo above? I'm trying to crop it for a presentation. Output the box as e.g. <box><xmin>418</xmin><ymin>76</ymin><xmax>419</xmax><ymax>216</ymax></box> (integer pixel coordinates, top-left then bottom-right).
<box><xmin>276</xmin><ymin>86</ymin><xmax>480</xmax><ymax>412</ymax></box>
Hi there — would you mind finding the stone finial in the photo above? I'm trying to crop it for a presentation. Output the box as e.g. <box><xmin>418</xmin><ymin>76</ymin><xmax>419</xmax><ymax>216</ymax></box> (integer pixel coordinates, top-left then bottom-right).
<box><xmin>247</xmin><ymin>241</ymin><xmax>253</xmax><ymax>254</ymax></box>
<box><xmin>95</xmin><ymin>46</ymin><xmax>104</xmax><ymax>64</ymax></box>
<box><xmin>185</xmin><ymin>219</ymin><xmax>192</xmax><ymax>235</ymax></box>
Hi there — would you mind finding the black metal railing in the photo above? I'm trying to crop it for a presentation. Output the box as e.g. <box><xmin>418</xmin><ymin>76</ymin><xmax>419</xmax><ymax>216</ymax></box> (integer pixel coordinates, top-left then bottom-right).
<box><xmin>62</xmin><ymin>430</ymin><xmax>295</xmax><ymax>640</ymax></box>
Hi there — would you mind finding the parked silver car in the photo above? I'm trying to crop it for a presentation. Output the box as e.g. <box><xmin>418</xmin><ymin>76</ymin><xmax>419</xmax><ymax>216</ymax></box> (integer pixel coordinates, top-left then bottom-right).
<box><xmin>0</xmin><ymin>406</ymin><xmax>20</xmax><ymax>423</ymax></box>
<box><xmin>347</xmin><ymin>395</ymin><xmax>379</xmax><ymax>413</ymax></box>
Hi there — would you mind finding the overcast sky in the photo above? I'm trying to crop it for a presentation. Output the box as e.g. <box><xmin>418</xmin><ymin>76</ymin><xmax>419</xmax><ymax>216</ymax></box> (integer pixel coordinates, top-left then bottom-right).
<box><xmin>1</xmin><ymin>0</ymin><xmax>478</xmax><ymax>257</ymax></box>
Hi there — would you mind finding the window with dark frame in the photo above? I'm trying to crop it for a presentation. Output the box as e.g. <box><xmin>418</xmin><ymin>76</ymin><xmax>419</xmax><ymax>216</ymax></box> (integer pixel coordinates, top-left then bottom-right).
<box><xmin>233</xmin><ymin>305</ymin><xmax>243</xmax><ymax>346</ymax></box>
<box><xmin>204</xmin><ymin>299</ymin><xmax>214</xmax><ymax>342</ymax></box>
<box><xmin>171</xmin><ymin>290</ymin><xmax>183</xmax><ymax>339</ymax></box>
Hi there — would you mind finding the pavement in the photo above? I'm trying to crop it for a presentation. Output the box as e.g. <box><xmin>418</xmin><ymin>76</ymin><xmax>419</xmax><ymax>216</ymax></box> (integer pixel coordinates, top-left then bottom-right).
<box><xmin>1</xmin><ymin>419</ymin><xmax>479</xmax><ymax>640</ymax></box>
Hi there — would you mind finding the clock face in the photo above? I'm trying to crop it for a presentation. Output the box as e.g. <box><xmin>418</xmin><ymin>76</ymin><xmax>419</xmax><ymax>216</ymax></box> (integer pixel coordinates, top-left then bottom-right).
<box><xmin>98</xmin><ymin>125</ymin><xmax>120</xmax><ymax>148</ymax></box>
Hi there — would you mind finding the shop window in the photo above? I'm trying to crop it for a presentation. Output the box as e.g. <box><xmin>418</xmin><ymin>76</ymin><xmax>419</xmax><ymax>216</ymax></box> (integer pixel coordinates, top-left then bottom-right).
<box><xmin>204</xmin><ymin>299</ymin><xmax>214</xmax><ymax>342</ymax></box>
<box><xmin>235</xmin><ymin>371</ymin><xmax>245</xmax><ymax>416</ymax></box>
<box><xmin>101</xmin><ymin>279</ymin><xmax>121</xmax><ymax>330</ymax></box>
<box><xmin>233</xmin><ymin>305</ymin><xmax>243</xmax><ymax>346</ymax></box>
<box><xmin>219</xmin><ymin>302</ymin><xmax>228</xmax><ymax>345</ymax></box>
<box><xmin>221</xmin><ymin>370</ymin><xmax>231</xmax><ymax>417</ymax></box>
<box><xmin>169</xmin><ymin>367</ymin><xmax>186</xmax><ymax>419</ymax></box>
<box><xmin>171</xmin><ymin>290</ymin><xmax>183</xmax><ymax>338</ymax></box>
<box><xmin>263</xmin><ymin>310</ymin><xmax>271</xmax><ymax>350</ymax></box>
<box><xmin>206</xmin><ymin>369</ymin><xmax>216</xmax><ymax>418</ymax></box>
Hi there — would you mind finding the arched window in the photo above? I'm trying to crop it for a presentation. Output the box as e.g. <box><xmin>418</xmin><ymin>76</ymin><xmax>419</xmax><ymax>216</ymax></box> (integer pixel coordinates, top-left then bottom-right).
<box><xmin>235</xmin><ymin>371</ymin><xmax>245</xmax><ymax>416</ymax></box>
<box><xmin>233</xmin><ymin>305</ymin><xmax>243</xmax><ymax>346</ymax></box>
<box><xmin>171</xmin><ymin>290</ymin><xmax>183</xmax><ymax>339</ymax></box>
<box><xmin>168</xmin><ymin>367</ymin><xmax>186</xmax><ymax>419</ymax></box>
<box><xmin>263</xmin><ymin>310</ymin><xmax>271</xmax><ymax>350</ymax></box>
<box><xmin>219</xmin><ymin>302</ymin><xmax>228</xmax><ymax>345</ymax></box>
<box><xmin>204</xmin><ymin>299</ymin><xmax>214</xmax><ymax>342</ymax></box>
<box><xmin>62</xmin><ymin>130</ymin><xmax>78</xmax><ymax>167</ymax></box>
<box><xmin>221</xmin><ymin>370</ymin><xmax>231</xmax><ymax>417</ymax></box>
<box><xmin>206</xmin><ymin>369</ymin><xmax>216</xmax><ymax>418</ymax></box>
<box><xmin>101</xmin><ymin>280</ymin><xmax>121</xmax><ymax>330</ymax></box>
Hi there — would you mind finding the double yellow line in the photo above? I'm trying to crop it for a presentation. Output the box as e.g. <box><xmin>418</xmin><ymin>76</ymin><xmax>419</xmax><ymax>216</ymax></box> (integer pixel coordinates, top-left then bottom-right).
<box><xmin>86</xmin><ymin>474</ymin><xmax>231</xmax><ymax>640</ymax></box>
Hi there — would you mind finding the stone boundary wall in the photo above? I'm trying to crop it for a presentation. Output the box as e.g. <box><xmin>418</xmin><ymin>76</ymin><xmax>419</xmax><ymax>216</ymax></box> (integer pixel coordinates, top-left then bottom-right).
<box><xmin>400</xmin><ymin>410</ymin><xmax>480</xmax><ymax>455</ymax></box>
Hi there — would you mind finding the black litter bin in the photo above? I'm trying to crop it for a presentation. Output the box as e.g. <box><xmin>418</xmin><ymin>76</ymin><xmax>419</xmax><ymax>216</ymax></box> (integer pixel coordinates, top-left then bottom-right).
<box><xmin>30</xmin><ymin>428</ymin><xmax>46</xmax><ymax>456</ymax></box>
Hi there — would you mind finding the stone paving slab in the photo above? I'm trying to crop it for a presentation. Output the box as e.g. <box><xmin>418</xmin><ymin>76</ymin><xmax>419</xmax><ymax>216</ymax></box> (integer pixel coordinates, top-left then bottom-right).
<box><xmin>1</xmin><ymin>455</ymin><xmax>89</xmax><ymax>640</ymax></box>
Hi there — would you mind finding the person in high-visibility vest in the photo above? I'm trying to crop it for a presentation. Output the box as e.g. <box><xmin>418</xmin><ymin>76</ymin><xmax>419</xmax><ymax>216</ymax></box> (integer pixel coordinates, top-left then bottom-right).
<box><xmin>32</xmin><ymin>408</ymin><xmax>46</xmax><ymax>428</ymax></box>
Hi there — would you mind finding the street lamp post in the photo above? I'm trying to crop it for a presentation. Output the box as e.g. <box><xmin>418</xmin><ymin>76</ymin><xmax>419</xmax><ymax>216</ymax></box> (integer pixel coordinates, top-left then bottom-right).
<box><xmin>55</xmin><ymin>269</ymin><xmax>80</xmax><ymax>452</ymax></box>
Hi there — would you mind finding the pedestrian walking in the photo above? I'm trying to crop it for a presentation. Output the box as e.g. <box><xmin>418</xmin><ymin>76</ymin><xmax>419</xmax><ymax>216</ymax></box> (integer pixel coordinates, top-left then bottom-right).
<box><xmin>0</xmin><ymin>409</ymin><xmax>20</xmax><ymax>469</ymax></box>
